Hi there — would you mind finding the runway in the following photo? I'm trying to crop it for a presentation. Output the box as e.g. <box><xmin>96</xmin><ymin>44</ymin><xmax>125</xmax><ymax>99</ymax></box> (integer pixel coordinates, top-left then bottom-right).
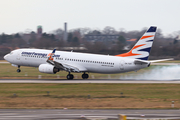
<box><xmin>0</xmin><ymin>79</ymin><xmax>180</xmax><ymax>83</ymax></box>
<box><xmin>0</xmin><ymin>79</ymin><xmax>180</xmax><ymax>119</ymax></box>
<box><xmin>0</xmin><ymin>109</ymin><xmax>180</xmax><ymax>119</ymax></box>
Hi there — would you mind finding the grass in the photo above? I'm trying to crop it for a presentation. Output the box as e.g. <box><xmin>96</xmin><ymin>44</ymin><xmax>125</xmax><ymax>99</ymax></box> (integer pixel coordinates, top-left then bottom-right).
<box><xmin>0</xmin><ymin>83</ymin><xmax>180</xmax><ymax>109</ymax></box>
<box><xmin>0</xmin><ymin>60</ymin><xmax>179</xmax><ymax>79</ymax></box>
<box><xmin>0</xmin><ymin>61</ymin><xmax>180</xmax><ymax>109</ymax></box>
<box><xmin>0</xmin><ymin>63</ymin><xmax>122</xmax><ymax>79</ymax></box>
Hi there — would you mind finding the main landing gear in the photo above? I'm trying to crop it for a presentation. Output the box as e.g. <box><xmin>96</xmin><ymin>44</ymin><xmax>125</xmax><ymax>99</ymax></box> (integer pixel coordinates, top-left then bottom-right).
<box><xmin>66</xmin><ymin>72</ymin><xmax>89</xmax><ymax>80</ymax></box>
<box><xmin>66</xmin><ymin>72</ymin><xmax>74</xmax><ymax>80</ymax></box>
<box><xmin>82</xmin><ymin>72</ymin><xmax>89</xmax><ymax>79</ymax></box>
<box><xmin>17</xmin><ymin>65</ymin><xmax>21</xmax><ymax>73</ymax></box>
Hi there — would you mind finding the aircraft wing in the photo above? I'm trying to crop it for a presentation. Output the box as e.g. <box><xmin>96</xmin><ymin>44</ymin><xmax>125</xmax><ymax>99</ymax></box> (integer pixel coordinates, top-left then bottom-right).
<box><xmin>47</xmin><ymin>60</ymin><xmax>81</xmax><ymax>72</ymax></box>
<box><xmin>46</xmin><ymin>49</ymin><xmax>87</xmax><ymax>73</ymax></box>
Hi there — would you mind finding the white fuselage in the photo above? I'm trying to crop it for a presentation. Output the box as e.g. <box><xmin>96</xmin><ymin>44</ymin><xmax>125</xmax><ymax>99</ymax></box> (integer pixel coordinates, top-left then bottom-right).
<box><xmin>4</xmin><ymin>48</ymin><xmax>149</xmax><ymax>74</ymax></box>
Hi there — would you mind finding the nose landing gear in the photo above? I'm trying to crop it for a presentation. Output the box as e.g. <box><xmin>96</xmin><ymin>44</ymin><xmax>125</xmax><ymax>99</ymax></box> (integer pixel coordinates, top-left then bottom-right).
<box><xmin>17</xmin><ymin>65</ymin><xmax>21</xmax><ymax>73</ymax></box>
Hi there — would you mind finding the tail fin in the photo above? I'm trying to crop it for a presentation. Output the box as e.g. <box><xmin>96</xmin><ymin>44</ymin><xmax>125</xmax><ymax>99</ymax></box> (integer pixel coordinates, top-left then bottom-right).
<box><xmin>116</xmin><ymin>26</ymin><xmax>157</xmax><ymax>60</ymax></box>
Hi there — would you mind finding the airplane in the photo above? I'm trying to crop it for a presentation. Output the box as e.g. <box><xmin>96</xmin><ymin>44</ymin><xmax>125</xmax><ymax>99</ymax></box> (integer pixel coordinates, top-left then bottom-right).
<box><xmin>4</xmin><ymin>26</ymin><xmax>171</xmax><ymax>80</ymax></box>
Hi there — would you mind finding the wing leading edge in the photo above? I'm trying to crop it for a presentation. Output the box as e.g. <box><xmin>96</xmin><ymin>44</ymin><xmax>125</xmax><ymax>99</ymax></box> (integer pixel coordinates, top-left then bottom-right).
<box><xmin>46</xmin><ymin>49</ymin><xmax>87</xmax><ymax>73</ymax></box>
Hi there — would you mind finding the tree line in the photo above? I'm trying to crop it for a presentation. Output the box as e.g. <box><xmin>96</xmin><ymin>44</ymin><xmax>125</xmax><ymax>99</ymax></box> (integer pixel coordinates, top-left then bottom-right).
<box><xmin>0</xmin><ymin>26</ymin><xmax>180</xmax><ymax>59</ymax></box>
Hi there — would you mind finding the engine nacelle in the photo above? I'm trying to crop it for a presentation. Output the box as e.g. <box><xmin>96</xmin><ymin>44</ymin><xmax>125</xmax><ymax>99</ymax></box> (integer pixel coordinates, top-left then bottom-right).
<box><xmin>39</xmin><ymin>64</ymin><xmax>59</xmax><ymax>74</ymax></box>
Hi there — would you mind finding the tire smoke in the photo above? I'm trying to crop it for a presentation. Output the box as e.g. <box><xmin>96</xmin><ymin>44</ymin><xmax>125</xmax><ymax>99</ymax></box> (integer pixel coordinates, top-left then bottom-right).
<box><xmin>120</xmin><ymin>66</ymin><xmax>180</xmax><ymax>80</ymax></box>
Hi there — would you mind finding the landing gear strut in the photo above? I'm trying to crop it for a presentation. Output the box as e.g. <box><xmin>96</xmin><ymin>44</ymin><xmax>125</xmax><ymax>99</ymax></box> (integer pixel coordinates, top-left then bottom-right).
<box><xmin>17</xmin><ymin>65</ymin><xmax>21</xmax><ymax>73</ymax></box>
<box><xmin>66</xmin><ymin>72</ymin><xmax>74</xmax><ymax>80</ymax></box>
<box><xmin>82</xmin><ymin>72</ymin><xmax>89</xmax><ymax>79</ymax></box>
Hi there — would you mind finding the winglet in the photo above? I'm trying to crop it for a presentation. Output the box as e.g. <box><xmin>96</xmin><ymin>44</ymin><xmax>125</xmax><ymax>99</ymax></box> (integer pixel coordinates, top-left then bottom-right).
<box><xmin>47</xmin><ymin>49</ymin><xmax>56</xmax><ymax>61</ymax></box>
<box><xmin>52</xmin><ymin>49</ymin><xmax>56</xmax><ymax>54</ymax></box>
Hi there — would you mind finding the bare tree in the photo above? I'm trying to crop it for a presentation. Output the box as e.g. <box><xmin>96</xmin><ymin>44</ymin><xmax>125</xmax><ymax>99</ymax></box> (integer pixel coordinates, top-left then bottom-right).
<box><xmin>102</xmin><ymin>26</ymin><xmax>117</xmax><ymax>34</ymax></box>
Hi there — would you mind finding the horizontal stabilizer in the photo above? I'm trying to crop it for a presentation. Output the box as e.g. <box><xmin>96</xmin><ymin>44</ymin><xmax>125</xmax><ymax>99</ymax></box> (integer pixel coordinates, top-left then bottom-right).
<box><xmin>134</xmin><ymin>60</ymin><xmax>149</xmax><ymax>65</ymax></box>
<box><xmin>149</xmin><ymin>58</ymin><xmax>174</xmax><ymax>63</ymax></box>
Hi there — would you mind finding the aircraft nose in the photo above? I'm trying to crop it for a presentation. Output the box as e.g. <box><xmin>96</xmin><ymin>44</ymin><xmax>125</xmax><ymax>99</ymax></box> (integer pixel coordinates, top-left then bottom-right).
<box><xmin>4</xmin><ymin>54</ymin><xmax>9</xmax><ymax>60</ymax></box>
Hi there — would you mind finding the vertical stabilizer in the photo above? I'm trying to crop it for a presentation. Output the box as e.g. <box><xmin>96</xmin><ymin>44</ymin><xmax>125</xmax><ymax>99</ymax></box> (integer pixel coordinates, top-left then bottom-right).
<box><xmin>116</xmin><ymin>26</ymin><xmax>157</xmax><ymax>60</ymax></box>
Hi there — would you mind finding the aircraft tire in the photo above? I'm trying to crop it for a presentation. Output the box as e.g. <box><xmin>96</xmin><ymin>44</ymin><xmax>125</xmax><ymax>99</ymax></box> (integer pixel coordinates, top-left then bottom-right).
<box><xmin>67</xmin><ymin>74</ymin><xmax>74</xmax><ymax>80</ymax></box>
<box><xmin>82</xmin><ymin>73</ymin><xmax>89</xmax><ymax>79</ymax></box>
<box><xmin>17</xmin><ymin>69</ymin><xmax>21</xmax><ymax>73</ymax></box>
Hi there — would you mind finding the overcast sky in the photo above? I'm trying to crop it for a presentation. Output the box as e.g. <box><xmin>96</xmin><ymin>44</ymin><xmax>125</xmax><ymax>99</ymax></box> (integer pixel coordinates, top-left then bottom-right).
<box><xmin>0</xmin><ymin>0</ymin><xmax>180</xmax><ymax>35</ymax></box>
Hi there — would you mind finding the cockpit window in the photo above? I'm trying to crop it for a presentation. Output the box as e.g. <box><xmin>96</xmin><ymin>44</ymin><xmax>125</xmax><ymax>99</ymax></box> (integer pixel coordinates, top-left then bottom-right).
<box><xmin>10</xmin><ymin>52</ymin><xmax>13</xmax><ymax>55</ymax></box>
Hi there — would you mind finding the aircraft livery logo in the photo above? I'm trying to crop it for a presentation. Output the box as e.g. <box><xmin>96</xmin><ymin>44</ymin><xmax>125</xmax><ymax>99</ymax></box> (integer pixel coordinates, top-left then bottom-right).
<box><xmin>47</xmin><ymin>53</ymin><xmax>54</xmax><ymax>61</ymax></box>
<box><xmin>116</xmin><ymin>26</ymin><xmax>157</xmax><ymax>60</ymax></box>
<box><xmin>21</xmin><ymin>52</ymin><xmax>60</xmax><ymax>60</ymax></box>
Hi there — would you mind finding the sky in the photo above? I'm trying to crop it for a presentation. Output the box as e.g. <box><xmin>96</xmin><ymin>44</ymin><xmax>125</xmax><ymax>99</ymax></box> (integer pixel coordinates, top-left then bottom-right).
<box><xmin>0</xmin><ymin>0</ymin><xmax>180</xmax><ymax>35</ymax></box>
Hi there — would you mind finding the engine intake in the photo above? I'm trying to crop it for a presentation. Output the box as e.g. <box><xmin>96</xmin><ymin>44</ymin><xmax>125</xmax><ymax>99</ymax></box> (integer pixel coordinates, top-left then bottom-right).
<box><xmin>39</xmin><ymin>64</ymin><xmax>59</xmax><ymax>74</ymax></box>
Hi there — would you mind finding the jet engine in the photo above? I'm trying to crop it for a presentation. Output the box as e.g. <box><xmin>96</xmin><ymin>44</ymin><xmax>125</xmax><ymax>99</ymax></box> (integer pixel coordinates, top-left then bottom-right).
<box><xmin>39</xmin><ymin>64</ymin><xmax>59</xmax><ymax>74</ymax></box>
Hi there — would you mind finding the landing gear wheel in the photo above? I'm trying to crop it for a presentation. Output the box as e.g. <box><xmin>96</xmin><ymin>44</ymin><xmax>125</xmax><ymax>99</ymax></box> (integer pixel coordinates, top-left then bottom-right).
<box><xmin>17</xmin><ymin>69</ymin><xmax>21</xmax><ymax>73</ymax></box>
<box><xmin>67</xmin><ymin>74</ymin><xmax>74</xmax><ymax>80</ymax></box>
<box><xmin>82</xmin><ymin>73</ymin><xmax>89</xmax><ymax>79</ymax></box>
<box><xmin>17</xmin><ymin>65</ymin><xmax>21</xmax><ymax>73</ymax></box>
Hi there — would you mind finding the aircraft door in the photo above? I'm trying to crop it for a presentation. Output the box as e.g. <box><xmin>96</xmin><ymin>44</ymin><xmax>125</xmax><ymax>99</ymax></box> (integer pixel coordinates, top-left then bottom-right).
<box><xmin>16</xmin><ymin>51</ymin><xmax>21</xmax><ymax>60</ymax></box>
<box><xmin>15</xmin><ymin>50</ymin><xmax>23</xmax><ymax>65</ymax></box>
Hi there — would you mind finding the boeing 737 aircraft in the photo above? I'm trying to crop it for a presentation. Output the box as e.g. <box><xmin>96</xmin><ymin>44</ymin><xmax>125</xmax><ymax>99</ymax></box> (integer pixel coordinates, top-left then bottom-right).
<box><xmin>4</xmin><ymin>26</ymin><xmax>170</xmax><ymax>80</ymax></box>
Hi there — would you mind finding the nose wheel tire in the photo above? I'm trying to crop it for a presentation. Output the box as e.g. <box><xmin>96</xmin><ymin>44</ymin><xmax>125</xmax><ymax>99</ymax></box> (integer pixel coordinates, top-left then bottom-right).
<box><xmin>82</xmin><ymin>73</ymin><xmax>89</xmax><ymax>79</ymax></box>
<box><xmin>67</xmin><ymin>74</ymin><xmax>74</xmax><ymax>80</ymax></box>
<box><xmin>17</xmin><ymin>69</ymin><xmax>21</xmax><ymax>73</ymax></box>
